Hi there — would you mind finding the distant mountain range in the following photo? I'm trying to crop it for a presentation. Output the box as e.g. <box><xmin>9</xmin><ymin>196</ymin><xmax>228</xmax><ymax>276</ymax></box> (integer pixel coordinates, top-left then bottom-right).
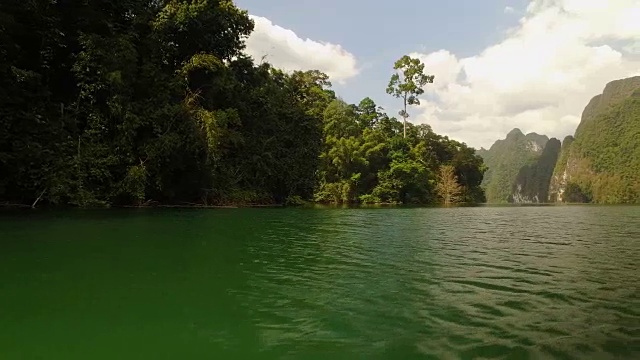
<box><xmin>477</xmin><ymin>76</ymin><xmax>640</xmax><ymax>204</ymax></box>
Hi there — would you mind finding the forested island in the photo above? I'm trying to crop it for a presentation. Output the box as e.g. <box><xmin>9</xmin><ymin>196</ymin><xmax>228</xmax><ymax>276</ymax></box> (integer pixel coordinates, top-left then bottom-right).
<box><xmin>0</xmin><ymin>0</ymin><xmax>486</xmax><ymax>208</ymax></box>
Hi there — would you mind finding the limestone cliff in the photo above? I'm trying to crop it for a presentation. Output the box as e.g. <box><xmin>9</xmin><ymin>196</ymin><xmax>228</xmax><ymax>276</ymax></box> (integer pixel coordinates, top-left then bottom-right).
<box><xmin>548</xmin><ymin>136</ymin><xmax>574</xmax><ymax>202</ymax></box>
<box><xmin>477</xmin><ymin>129</ymin><xmax>549</xmax><ymax>203</ymax></box>
<box><xmin>510</xmin><ymin>138</ymin><xmax>561</xmax><ymax>203</ymax></box>
<box><xmin>549</xmin><ymin>76</ymin><xmax>640</xmax><ymax>203</ymax></box>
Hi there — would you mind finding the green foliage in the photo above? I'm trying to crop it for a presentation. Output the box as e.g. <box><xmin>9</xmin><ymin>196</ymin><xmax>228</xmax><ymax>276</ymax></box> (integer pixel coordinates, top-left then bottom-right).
<box><xmin>358</xmin><ymin>194</ymin><xmax>381</xmax><ymax>204</ymax></box>
<box><xmin>121</xmin><ymin>163</ymin><xmax>148</xmax><ymax>205</ymax></box>
<box><xmin>553</xmin><ymin>80</ymin><xmax>640</xmax><ymax>204</ymax></box>
<box><xmin>564</xmin><ymin>182</ymin><xmax>592</xmax><ymax>203</ymax></box>
<box><xmin>386</xmin><ymin>55</ymin><xmax>435</xmax><ymax>137</ymax></box>
<box><xmin>152</xmin><ymin>0</ymin><xmax>254</xmax><ymax>63</ymax></box>
<box><xmin>0</xmin><ymin>1</ymin><xmax>486</xmax><ymax>207</ymax></box>
<box><xmin>284</xmin><ymin>195</ymin><xmax>306</xmax><ymax>206</ymax></box>
<box><xmin>478</xmin><ymin>129</ymin><xmax>549</xmax><ymax>203</ymax></box>
<box><xmin>316</xmin><ymin>100</ymin><xmax>486</xmax><ymax>205</ymax></box>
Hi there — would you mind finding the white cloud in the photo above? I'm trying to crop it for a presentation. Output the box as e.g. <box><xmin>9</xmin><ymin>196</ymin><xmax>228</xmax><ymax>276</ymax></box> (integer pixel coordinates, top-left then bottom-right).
<box><xmin>504</xmin><ymin>6</ymin><xmax>515</xmax><ymax>14</ymax></box>
<box><xmin>408</xmin><ymin>0</ymin><xmax>640</xmax><ymax>149</ymax></box>
<box><xmin>244</xmin><ymin>15</ymin><xmax>359</xmax><ymax>84</ymax></box>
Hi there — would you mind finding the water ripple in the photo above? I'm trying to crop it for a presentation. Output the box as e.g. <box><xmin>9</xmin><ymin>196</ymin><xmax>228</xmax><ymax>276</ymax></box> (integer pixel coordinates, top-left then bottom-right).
<box><xmin>241</xmin><ymin>206</ymin><xmax>640</xmax><ymax>359</ymax></box>
<box><xmin>1</xmin><ymin>206</ymin><xmax>638</xmax><ymax>359</ymax></box>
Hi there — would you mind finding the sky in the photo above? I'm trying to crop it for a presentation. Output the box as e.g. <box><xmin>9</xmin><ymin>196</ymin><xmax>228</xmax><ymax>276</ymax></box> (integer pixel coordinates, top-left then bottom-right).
<box><xmin>234</xmin><ymin>0</ymin><xmax>640</xmax><ymax>149</ymax></box>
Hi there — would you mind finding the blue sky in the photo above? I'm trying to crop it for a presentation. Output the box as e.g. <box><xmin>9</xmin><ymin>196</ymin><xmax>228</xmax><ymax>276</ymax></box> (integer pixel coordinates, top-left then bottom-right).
<box><xmin>235</xmin><ymin>0</ymin><xmax>527</xmax><ymax>57</ymax></box>
<box><xmin>236</xmin><ymin>0</ymin><xmax>527</xmax><ymax>105</ymax></box>
<box><xmin>235</xmin><ymin>0</ymin><xmax>640</xmax><ymax>148</ymax></box>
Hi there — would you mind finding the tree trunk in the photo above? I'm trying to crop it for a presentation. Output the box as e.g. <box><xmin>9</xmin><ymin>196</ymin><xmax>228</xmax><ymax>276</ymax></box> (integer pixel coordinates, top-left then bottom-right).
<box><xmin>31</xmin><ymin>189</ymin><xmax>46</xmax><ymax>209</ymax></box>
<box><xmin>403</xmin><ymin>116</ymin><xmax>407</xmax><ymax>138</ymax></box>
<box><xmin>403</xmin><ymin>96</ymin><xmax>407</xmax><ymax>138</ymax></box>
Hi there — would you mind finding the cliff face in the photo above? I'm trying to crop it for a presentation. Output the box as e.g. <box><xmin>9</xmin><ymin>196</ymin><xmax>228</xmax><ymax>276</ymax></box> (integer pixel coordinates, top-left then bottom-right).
<box><xmin>478</xmin><ymin>129</ymin><xmax>549</xmax><ymax>203</ymax></box>
<box><xmin>577</xmin><ymin>77</ymin><xmax>640</xmax><ymax>134</ymax></box>
<box><xmin>510</xmin><ymin>138</ymin><xmax>562</xmax><ymax>203</ymax></box>
<box><xmin>549</xmin><ymin>76</ymin><xmax>640</xmax><ymax>203</ymax></box>
<box><xmin>548</xmin><ymin>136</ymin><xmax>575</xmax><ymax>202</ymax></box>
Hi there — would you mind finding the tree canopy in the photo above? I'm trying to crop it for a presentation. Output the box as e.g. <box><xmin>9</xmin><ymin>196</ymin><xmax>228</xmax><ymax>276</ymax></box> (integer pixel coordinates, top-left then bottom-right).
<box><xmin>0</xmin><ymin>0</ymin><xmax>485</xmax><ymax>207</ymax></box>
<box><xmin>386</xmin><ymin>55</ymin><xmax>434</xmax><ymax>138</ymax></box>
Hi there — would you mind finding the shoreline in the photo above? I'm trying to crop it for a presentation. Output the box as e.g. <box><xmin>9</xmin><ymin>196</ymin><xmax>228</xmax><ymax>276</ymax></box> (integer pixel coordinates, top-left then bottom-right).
<box><xmin>3</xmin><ymin>201</ymin><xmax>636</xmax><ymax>211</ymax></box>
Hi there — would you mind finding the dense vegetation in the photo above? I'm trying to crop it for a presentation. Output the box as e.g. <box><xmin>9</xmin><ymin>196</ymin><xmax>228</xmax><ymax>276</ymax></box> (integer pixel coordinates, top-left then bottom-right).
<box><xmin>551</xmin><ymin>77</ymin><xmax>640</xmax><ymax>204</ymax></box>
<box><xmin>476</xmin><ymin>129</ymin><xmax>548</xmax><ymax>203</ymax></box>
<box><xmin>315</xmin><ymin>100</ymin><xmax>486</xmax><ymax>204</ymax></box>
<box><xmin>509</xmin><ymin>138</ymin><xmax>561</xmax><ymax>203</ymax></box>
<box><xmin>0</xmin><ymin>0</ymin><xmax>486</xmax><ymax>207</ymax></box>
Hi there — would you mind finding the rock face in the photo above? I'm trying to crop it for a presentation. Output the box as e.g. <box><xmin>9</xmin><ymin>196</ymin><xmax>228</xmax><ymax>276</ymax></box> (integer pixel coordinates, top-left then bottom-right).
<box><xmin>477</xmin><ymin>129</ymin><xmax>549</xmax><ymax>203</ymax></box>
<box><xmin>548</xmin><ymin>136</ymin><xmax>575</xmax><ymax>202</ymax></box>
<box><xmin>478</xmin><ymin>76</ymin><xmax>640</xmax><ymax>204</ymax></box>
<box><xmin>510</xmin><ymin>138</ymin><xmax>562</xmax><ymax>203</ymax></box>
<box><xmin>549</xmin><ymin>76</ymin><xmax>640</xmax><ymax>204</ymax></box>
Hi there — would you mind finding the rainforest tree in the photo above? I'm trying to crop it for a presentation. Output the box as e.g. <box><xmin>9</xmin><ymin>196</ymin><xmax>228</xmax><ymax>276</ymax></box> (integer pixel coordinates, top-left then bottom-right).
<box><xmin>0</xmin><ymin>0</ymin><xmax>485</xmax><ymax>207</ymax></box>
<box><xmin>386</xmin><ymin>55</ymin><xmax>435</xmax><ymax>138</ymax></box>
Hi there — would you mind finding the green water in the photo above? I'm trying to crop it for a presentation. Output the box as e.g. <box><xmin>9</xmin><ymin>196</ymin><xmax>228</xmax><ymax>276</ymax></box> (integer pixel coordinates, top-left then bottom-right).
<box><xmin>1</xmin><ymin>206</ymin><xmax>639</xmax><ymax>359</ymax></box>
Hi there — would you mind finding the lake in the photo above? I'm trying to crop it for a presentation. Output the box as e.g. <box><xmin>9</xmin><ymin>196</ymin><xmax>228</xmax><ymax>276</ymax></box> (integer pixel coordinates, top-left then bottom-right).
<box><xmin>1</xmin><ymin>206</ymin><xmax>639</xmax><ymax>359</ymax></box>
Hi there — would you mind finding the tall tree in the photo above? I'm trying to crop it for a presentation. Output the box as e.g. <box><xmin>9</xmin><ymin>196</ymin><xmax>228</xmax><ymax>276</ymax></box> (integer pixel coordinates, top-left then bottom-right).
<box><xmin>386</xmin><ymin>55</ymin><xmax>434</xmax><ymax>138</ymax></box>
